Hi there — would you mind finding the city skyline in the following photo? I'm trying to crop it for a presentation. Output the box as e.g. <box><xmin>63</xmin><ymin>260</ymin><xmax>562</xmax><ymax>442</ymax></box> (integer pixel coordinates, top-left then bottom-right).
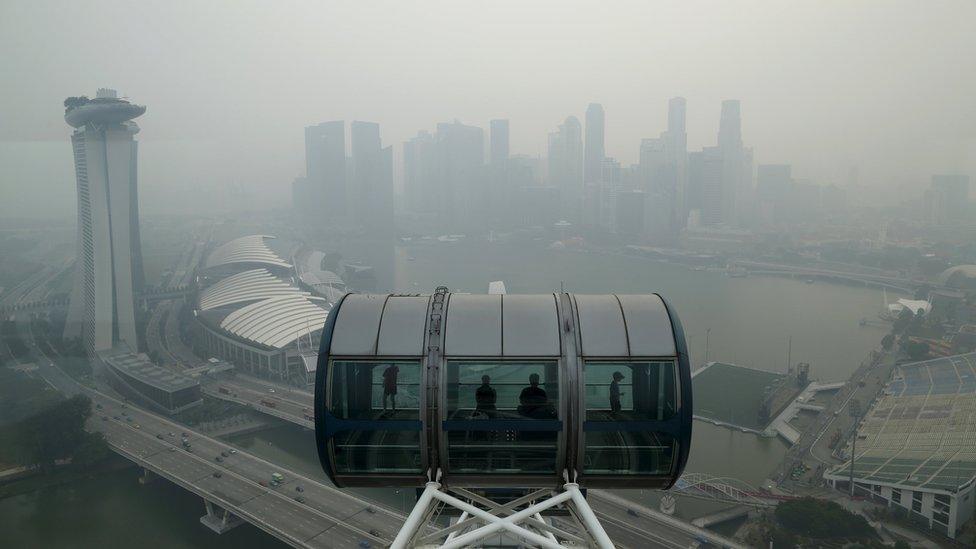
<box><xmin>3</xmin><ymin>1</ymin><xmax>975</xmax><ymax>219</ymax></box>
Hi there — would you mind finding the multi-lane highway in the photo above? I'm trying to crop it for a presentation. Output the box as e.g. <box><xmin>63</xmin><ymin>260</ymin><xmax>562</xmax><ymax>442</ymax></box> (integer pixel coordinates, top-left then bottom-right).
<box><xmin>90</xmin><ymin>391</ymin><xmax>403</xmax><ymax>548</ymax></box>
<box><xmin>28</xmin><ymin>346</ymin><xmax>405</xmax><ymax>548</ymax></box>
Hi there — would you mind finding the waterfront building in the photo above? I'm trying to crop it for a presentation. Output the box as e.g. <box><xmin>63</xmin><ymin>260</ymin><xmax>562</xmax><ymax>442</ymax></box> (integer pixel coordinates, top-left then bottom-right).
<box><xmin>402</xmin><ymin>130</ymin><xmax>437</xmax><ymax>214</ymax></box>
<box><xmin>824</xmin><ymin>353</ymin><xmax>976</xmax><ymax>538</ymax></box>
<box><xmin>304</xmin><ymin>120</ymin><xmax>347</xmax><ymax>216</ymax></box>
<box><xmin>195</xmin><ymin>235</ymin><xmax>329</xmax><ymax>385</ymax></box>
<box><xmin>351</xmin><ymin>121</ymin><xmax>394</xmax><ymax>236</ymax></box>
<box><xmin>101</xmin><ymin>351</ymin><xmax>201</xmax><ymax>415</ymax></box>
<box><xmin>62</xmin><ymin>89</ymin><xmax>146</xmax><ymax>354</ymax></box>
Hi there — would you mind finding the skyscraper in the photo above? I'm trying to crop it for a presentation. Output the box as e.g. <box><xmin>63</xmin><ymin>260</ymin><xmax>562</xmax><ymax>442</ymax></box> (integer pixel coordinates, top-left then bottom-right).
<box><xmin>304</xmin><ymin>121</ymin><xmax>346</xmax><ymax>216</ymax></box>
<box><xmin>548</xmin><ymin>116</ymin><xmax>583</xmax><ymax>222</ymax></box>
<box><xmin>583</xmin><ymin>103</ymin><xmax>605</xmax><ymax>185</ymax></box>
<box><xmin>351</xmin><ymin>121</ymin><xmax>394</xmax><ymax>235</ymax></box>
<box><xmin>62</xmin><ymin>89</ymin><xmax>145</xmax><ymax>353</ymax></box>
<box><xmin>435</xmin><ymin>120</ymin><xmax>485</xmax><ymax>229</ymax></box>
<box><xmin>715</xmin><ymin>100</ymin><xmax>753</xmax><ymax>226</ymax></box>
<box><xmin>666</xmin><ymin>97</ymin><xmax>688</xmax><ymax>230</ymax></box>
<box><xmin>489</xmin><ymin>119</ymin><xmax>509</xmax><ymax>165</ymax></box>
<box><xmin>403</xmin><ymin>130</ymin><xmax>436</xmax><ymax>213</ymax></box>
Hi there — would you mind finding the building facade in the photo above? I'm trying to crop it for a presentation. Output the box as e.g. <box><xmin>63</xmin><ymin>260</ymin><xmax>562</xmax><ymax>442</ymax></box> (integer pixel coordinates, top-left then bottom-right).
<box><xmin>63</xmin><ymin>89</ymin><xmax>146</xmax><ymax>353</ymax></box>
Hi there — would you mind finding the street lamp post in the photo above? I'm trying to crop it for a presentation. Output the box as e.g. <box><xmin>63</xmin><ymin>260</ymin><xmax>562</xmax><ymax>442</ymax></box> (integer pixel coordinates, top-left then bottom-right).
<box><xmin>705</xmin><ymin>328</ymin><xmax>711</xmax><ymax>364</ymax></box>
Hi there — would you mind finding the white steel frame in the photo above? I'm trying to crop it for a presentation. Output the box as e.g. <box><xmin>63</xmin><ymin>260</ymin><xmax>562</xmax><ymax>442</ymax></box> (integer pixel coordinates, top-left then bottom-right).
<box><xmin>391</xmin><ymin>470</ymin><xmax>614</xmax><ymax>549</ymax></box>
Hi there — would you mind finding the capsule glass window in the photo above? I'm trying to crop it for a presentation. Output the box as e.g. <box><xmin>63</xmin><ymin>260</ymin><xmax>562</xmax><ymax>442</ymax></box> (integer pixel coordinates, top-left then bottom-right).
<box><xmin>328</xmin><ymin>359</ymin><xmax>423</xmax><ymax>475</ymax></box>
<box><xmin>582</xmin><ymin>361</ymin><xmax>677</xmax><ymax>476</ymax></box>
<box><xmin>444</xmin><ymin>360</ymin><xmax>561</xmax><ymax>474</ymax></box>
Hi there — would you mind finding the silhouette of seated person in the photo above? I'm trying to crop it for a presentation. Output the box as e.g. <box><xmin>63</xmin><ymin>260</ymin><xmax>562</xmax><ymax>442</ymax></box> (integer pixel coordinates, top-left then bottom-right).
<box><xmin>474</xmin><ymin>375</ymin><xmax>497</xmax><ymax>418</ymax></box>
<box><xmin>518</xmin><ymin>373</ymin><xmax>550</xmax><ymax>419</ymax></box>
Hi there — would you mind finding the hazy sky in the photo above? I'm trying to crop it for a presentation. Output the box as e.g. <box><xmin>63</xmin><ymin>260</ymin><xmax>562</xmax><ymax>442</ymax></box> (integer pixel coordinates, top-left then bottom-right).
<box><xmin>2</xmin><ymin>0</ymin><xmax>974</xmax><ymax>219</ymax></box>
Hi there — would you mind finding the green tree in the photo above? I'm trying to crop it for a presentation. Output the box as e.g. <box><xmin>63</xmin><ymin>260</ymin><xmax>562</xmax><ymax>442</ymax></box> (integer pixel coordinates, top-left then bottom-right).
<box><xmin>906</xmin><ymin>340</ymin><xmax>929</xmax><ymax>360</ymax></box>
<box><xmin>16</xmin><ymin>395</ymin><xmax>94</xmax><ymax>471</ymax></box>
<box><xmin>775</xmin><ymin>497</ymin><xmax>878</xmax><ymax>540</ymax></box>
<box><xmin>881</xmin><ymin>333</ymin><xmax>895</xmax><ymax>351</ymax></box>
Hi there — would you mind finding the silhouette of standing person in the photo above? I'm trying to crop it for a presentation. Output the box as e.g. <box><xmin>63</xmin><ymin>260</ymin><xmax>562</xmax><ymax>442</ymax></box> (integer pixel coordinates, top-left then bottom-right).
<box><xmin>609</xmin><ymin>371</ymin><xmax>625</xmax><ymax>416</ymax></box>
<box><xmin>382</xmin><ymin>364</ymin><xmax>399</xmax><ymax>413</ymax></box>
<box><xmin>519</xmin><ymin>373</ymin><xmax>548</xmax><ymax>418</ymax></box>
<box><xmin>475</xmin><ymin>375</ymin><xmax>496</xmax><ymax>416</ymax></box>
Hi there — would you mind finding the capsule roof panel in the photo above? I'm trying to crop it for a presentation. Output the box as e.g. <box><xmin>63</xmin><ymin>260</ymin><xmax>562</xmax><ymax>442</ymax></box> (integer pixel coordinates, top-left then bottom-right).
<box><xmin>574</xmin><ymin>294</ymin><xmax>676</xmax><ymax>357</ymax></box>
<box><xmin>376</xmin><ymin>296</ymin><xmax>430</xmax><ymax>356</ymax></box>
<box><xmin>330</xmin><ymin>294</ymin><xmax>388</xmax><ymax>355</ymax></box>
<box><xmin>445</xmin><ymin>294</ymin><xmax>502</xmax><ymax>356</ymax></box>
<box><xmin>501</xmin><ymin>294</ymin><xmax>560</xmax><ymax>356</ymax></box>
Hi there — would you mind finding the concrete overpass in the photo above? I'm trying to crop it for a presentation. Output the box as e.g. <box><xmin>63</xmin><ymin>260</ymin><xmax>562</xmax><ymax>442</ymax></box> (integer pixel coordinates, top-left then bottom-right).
<box><xmin>203</xmin><ymin>375</ymin><xmax>313</xmax><ymax>429</ymax></box>
<box><xmin>730</xmin><ymin>259</ymin><xmax>919</xmax><ymax>293</ymax></box>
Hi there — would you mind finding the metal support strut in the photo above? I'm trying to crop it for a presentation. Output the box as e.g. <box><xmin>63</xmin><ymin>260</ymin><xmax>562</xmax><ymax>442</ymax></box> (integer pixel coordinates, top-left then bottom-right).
<box><xmin>390</xmin><ymin>470</ymin><xmax>615</xmax><ymax>549</ymax></box>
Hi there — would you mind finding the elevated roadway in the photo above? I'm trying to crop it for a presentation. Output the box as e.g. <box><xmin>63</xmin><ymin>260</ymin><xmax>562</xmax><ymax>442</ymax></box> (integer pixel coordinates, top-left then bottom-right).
<box><xmin>203</xmin><ymin>375</ymin><xmax>313</xmax><ymax>428</ymax></box>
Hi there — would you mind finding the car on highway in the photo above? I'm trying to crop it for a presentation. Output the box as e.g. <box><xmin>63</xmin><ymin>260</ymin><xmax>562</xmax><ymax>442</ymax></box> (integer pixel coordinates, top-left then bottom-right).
<box><xmin>627</xmin><ymin>508</ymin><xmax>639</xmax><ymax>518</ymax></box>
<box><xmin>294</xmin><ymin>496</ymin><xmax>305</xmax><ymax>503</ymax></box>
<box><xmin>101</xmin><ymin>416</ymin><xmax>108</xmax><ymax>421</ymax></box>
<box><xmin>221</xmin><ymin>451</ymin><xmax>229</xmax><ymax>457</ymax></box>
<box><xmin>215</xmin><ymin>456</ymin><xmax>223</xmax><ymax>462</ymax></box>
<box><xmin>168</xmin><ymin>447</ymin><xmax>176</xmax><ymax>452</ymax></box>
<box><xmin>213</xmin><ymin>471</ymin><xmax>222</xmax><ymax>478</ymax></box>
<box><xmin>156</xmin><ymin>434</ymin><xmax>164</xmax><ymax>439</ymax></box>
<box><xmin>228</xmin><ymin>449</ymin><xmax>237</xmax><ymax>454</ymax></box>
<box><xmin>259</xmin><ymin>480</ymin><xmax>268</xmax><ymax>487</ymax></box>
<box><xmin>295</xmin><ymin>485</ymin><xmax>304</xmax><ymax>493</ymax></box>
<box><xmin>113</xmin><ymin>416</ymin><xmax>120</xmax><ymax>420</ymax></box>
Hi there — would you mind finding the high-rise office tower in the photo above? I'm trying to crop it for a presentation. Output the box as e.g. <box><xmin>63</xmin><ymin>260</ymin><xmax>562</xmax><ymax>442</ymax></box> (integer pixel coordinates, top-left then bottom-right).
<box><xmin>351</xmin><ymin>121</ymin><xmax>393</xmax><ymax>235</ymax></box>
<box><xmin>668</xmin><ymin>97</ymin><xmax>686</xmax><ymax>137</ymax></box>
<box><xmin>666</xmin><ymin>97</ymin><xmax>688</xmax><ymax>230</ymax></box>
<box><xmin>62</xmin><ymin>89</ymin><xmax>145</xmax><ymax>353</ymax></box>
<box><xmin>403</xmin><ymin>130</ymin><xmax>436</xmax><ymax>213</ymax></box>
<box><xmin>490</xmin><ymin>119</ymin><xmax>509</xmax><ymax>165</ymax></box>
<box><xmin>583</xmin><ymin>103</ymin><xmax>605</xmax><ymax>185</ymax></box>
<box><xmin>548</xmin><ymin>116</ymin><xmax>583</xmax><ymax>222</ymax></box>
<box><xmin>718</xmin><ymin>100</ymin><xmax>742</xmax><ymax>150</ymax></box>
<box><xmin>715</xmin><ymin>100</ymin><xmax>753</xmax><ymax>226</ymax></box>
<box><xmin>304</xmin><ymin>121</ymin><xmax>346</xmax><ymax>216</ymax></box>
<box><xmin>436</xmin><ymin>120</ymin><xmax>485</xmax><ymax>229</ymax></box>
